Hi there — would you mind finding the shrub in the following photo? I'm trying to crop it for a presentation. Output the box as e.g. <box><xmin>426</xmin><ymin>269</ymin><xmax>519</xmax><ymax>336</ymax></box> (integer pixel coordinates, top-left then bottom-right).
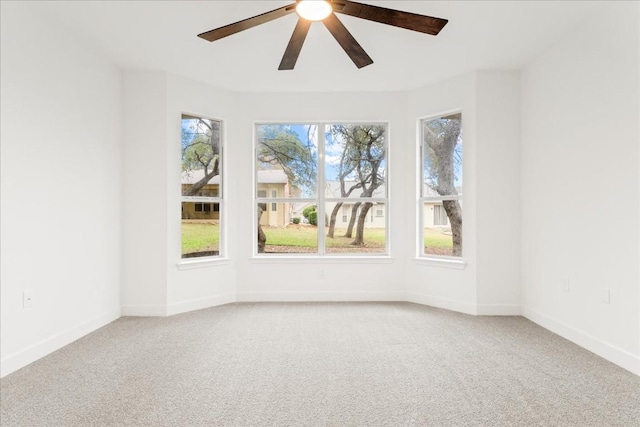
<box><xmin>292</xmin><ymin>217</ymin><xmax>300</xmax><ymax>224</ymax></box>
<box><xmin>302</xmin><ymin>205</ymin><xmax>316</xmax><ymax>219</ymax></box>
<box><xmin>308</xmin><ymin>211</ymin><xmax>317</xmax><ymax>226</ymax></box>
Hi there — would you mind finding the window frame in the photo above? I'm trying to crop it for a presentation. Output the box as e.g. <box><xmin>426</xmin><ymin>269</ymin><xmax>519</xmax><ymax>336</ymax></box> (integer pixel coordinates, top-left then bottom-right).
<box><xmin>417</xmin><ymin>111</ymin><xmax>465</xmax><ymax>265</ymax></box>
<box><xmin>179</xmin><ymin>113</ymin><xmax>225</xmax><ymax>264</ymax></box>
<box><xmin>254</xmin><ymin>121</ymin><xmax>390</xmax><ymax>258</ymax></box>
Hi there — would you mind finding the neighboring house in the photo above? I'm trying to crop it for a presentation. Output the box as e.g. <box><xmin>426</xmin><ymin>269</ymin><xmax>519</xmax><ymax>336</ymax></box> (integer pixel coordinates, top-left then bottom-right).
<box><xmin>290</xmin><ymin>181</ymin><xmax>387</xmax><ymax>229</ymax></box>
<box><xmin>422</xmin><ymin>184</ymin><xmax>463</xmax><ymax>229</ymax></box>
<box><xmin>423</xmin><ymin>202</ymin><xmax>450</xmax><ymax>228</ymax></box>
<box><xmin>182</xmin><ymin>171</ymin><xmax>459</xmax><ymax>230</ymax></box>
<box><xmin>256</xmin><ymin>169</ymin><xmax>291</xmax><ymax>227</ymax></box>
<box><xmin>181</xmin><ymin>171</ymin><xmax>222</xmax><ymax>220</ymax></box>
<box><xmin>181</xmin><ymin>169</ymin><xmax>291</xmax><ymax>226</ymax></box>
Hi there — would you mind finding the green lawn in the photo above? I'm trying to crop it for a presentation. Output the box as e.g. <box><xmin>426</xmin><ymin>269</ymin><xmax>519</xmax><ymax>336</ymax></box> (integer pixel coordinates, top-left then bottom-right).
<box><xmin>182</xmin><ymin>222</ymin><xmax>219</xmax><ymax>254</ymax></box>
<box><xmin>424</xmin><ymin>228</ymin><xmax>454</xmax><ymax>248</ymax></box>
<box><xmin>423</xmin><ymin>227</ymin><xmax>454</xmax><ymax>256</ymax></box>
<box><xmin>264</xmin><ymin>226</ymin><xmax>385</xmax><ymax>248</ymax></box>
<box><xmin>182</xmin><ymin>222</ymin><xmax>452</xmax><ymax>254</ymax></box>
<box><xmin>262</xmin><ymin>226</ymin><xmax>318</xmax><ymax>247</ymax></box>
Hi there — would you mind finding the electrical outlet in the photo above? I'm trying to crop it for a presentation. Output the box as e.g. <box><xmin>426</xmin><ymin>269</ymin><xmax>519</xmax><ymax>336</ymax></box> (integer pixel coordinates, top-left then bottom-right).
<box><xmin>562</xmin><ymin>278</ymin><xmax>570</xmax><ymax>293</ymax></box>
<box><xmin>319</xmin><ymin>269</ymin><xmax>325</xmax><ymax>279</ymax></box>
<box><xmin>600</xmin><ymin>288</ymin><xmax>610</xmax><ymax>304</ymax></box>
<box><xmin>23</xmin><ymin>290</ymin><xmax>33</xmax><ymax>308</ymax></box>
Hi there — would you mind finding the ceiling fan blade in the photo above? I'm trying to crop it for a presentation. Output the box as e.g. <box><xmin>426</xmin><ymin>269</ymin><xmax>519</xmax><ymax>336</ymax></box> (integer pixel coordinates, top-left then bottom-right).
<box><xmin>332</xmin><ymin>0</ymin><xmax>448</xmax><ymax>36</ymax></box>
<box><xmin>198</xmin><ymin>3</ymin><xmax>297</xmax><ymax>42</ymax></box>
<box><xmin>322</xmin><ymin>13</ymin><xmax>373</xmax><ymax>69</ymax></box>
<box><xmin>279</xmin><ymin>18</ymin><xmax>312</xmax><ymax>70</ymax></box>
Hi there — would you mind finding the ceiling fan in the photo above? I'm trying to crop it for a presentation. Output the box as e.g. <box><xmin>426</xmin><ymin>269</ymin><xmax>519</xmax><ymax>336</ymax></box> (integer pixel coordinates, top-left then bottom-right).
<box><xmin>198</xmin><ymin>0</ymin><xmax>448</xmax><ymax>70</ymax></box>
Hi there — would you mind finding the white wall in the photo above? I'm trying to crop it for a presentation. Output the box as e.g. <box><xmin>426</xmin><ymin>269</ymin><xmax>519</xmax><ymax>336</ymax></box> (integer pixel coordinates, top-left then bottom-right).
<box><xmin>121</xmin><ymin>72</ymin><xmax>169</xmax><ymax>315</ymax></box>
<box><xmin>122</xmin><ymin>75</ymin><xmax>524</xmax><ymax>307</ymax></box>
<box><xmin>121</xmin><ymin>73</ymin><xmax>239</xmax><ymax>316</ymax></box>
<box><xmin>521</xmin><ymin>2</ymin><xmax>640</xmax><ymax>374</ymax></box>
<box><xmin>0</xmin><ymin>2</ymin><xmax>122</xmax><ymax>376</ymax></box>
<box><xmin>234</xmin><ymin>91</ymin><xmax>410</xmax><ymax>301</ymax></box>
<box><xmin>405</xmin><ymin>73</ymin><xmax>479</xmax><ymax>313</ymax></box>
<box><xmin>405</xmin><ymin>71</ymin><xmax>521</xmax><ymax>316</ymax></box>
<box><xmin>165</xmin><ymin>74</ymin><xmax>237</xmax><ymax>313</ymax></box>
<box><xmin>121</xmin><ymin>72</ymin><xmax>524</xmax><ymax>308</ymax></box>
<box><xmin>475</xmin><ymin>71</ymin><xmax>521</xmax><ymax>313</ymax></box>
<box><xmin>122</xmin><ymin>81</ymin><xmax>412</xmax><ymax>304</ymax></box>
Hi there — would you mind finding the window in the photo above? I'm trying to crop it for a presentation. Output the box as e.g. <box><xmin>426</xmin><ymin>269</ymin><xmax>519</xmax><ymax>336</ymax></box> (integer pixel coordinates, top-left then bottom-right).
<box><xmin>419</xmin><ymin>113</ymin><xmax>463</xmax><ymax>258</ymax></box>
<box><xmin>433</xmin><ymin>205</ymin><xmax>448</xmax><ymax>226</ymax></box>
<box><xmin>181</xmin><ymin>114</ymin><xmax>223</xmax><ymax>259</ymax></box>
<box><xmin>192</xmin><ymin>203</ymin><xmax>220</xmax><ymax>213</ymax></box>
<box><xmin>256</xmin><ymin>123</ymin><xmax>388</xmax><ymax>256</ymax></box>
<box><xmin>194</xmin><ymin>203</ymin><xmax>212</xmax><ymax>212</ymax></box>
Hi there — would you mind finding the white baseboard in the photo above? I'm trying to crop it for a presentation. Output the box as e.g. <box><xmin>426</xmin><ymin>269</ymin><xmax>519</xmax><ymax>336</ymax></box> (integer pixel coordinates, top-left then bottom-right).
<box><xmin>523</xmin><ymin>307</ymin><xmax>640</xmax><ymax>376</ymax></box>
<box><xmin>406</xmin><ymin>294</ymin><xmax>521</xmax><ymax>316</ymax></box>
<box><xmin>236</xmin><ymin>291</ymin><xmax>406</xmax><ymax>302</ymax></box>
<box><xmin>476</xmin><ymin>303</ymin><xmax>522</xmax><ymax>316</ymax></box>
<box><xmin>0</xmin><ymin>307</ymin><xmax>121</xmax><ymax>378</ymax></box>
<box><xmin>406</xmin><ymin>293</ymin><xmax>477</xmax><ymax>315</ymax></box>
<box><xmin>121</xmin><ymin>304</ymin><xmax>168</xmax><ymax>317</ymax></box>
<box><xmin>166</xmin><ymin>293</ymin><xmax>236</xmax><ymax>316</ymax></box>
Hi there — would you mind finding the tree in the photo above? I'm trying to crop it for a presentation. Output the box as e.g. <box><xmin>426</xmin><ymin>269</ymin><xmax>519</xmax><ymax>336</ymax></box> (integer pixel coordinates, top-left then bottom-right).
<box><xmin>257</xmin><ymin>205</ymin><xmax>266</xmax><ymax>253</ymax></box>
<box><xmin>325</xmin><ymin>130</ymin><xmax>364</xmax><ymax>238</ymax></box>
<box><xmin>423</xmin><ymin>113</ymin><xmax>463</xmax><ymax>256</ymax></box>
<box><xmin>256</xmin><ymin>125</ymin><xmax>318</xmax><ymax>252</ymax></box>
<box><xmin>181</xmin><ymin>117</ymin><xmax>220</xmax><ymax>196</ymax></box>
<box><xmin>328</xmin><ymin>125</ymin><xmax>386</xmax><ymax>246</ymax></box>
<box><xmin>256</xmin><ymin>125</ymin><xmax>317</xmax><ymax>196</ymax></box>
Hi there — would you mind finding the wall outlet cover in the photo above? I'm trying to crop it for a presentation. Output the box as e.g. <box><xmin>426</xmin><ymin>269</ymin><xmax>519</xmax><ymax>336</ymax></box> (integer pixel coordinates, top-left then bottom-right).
<box><xmin>23</xmin><ymin>290</ymin><xmax>33</xmax><ymax>308</ymax></box>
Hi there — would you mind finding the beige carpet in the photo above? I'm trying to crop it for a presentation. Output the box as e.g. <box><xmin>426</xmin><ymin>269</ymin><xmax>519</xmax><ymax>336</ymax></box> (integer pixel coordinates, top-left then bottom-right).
<box><xmin>1</xmin><ymin>302</ymin><xmax>639</xmax><ymax>426</ymax></box>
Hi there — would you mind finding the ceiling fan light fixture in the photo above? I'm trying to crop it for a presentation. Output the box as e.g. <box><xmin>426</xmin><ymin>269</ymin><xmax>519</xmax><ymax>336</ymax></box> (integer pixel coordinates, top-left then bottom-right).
<box><xmin>198</xmin><ymin>0</ymin><xmax>449</xmax><ymax>70</ymax></box>
<box><xmin>296</xmin><ymin>0</ymin><xmax>332</xmax><ymax>21</ymax></box>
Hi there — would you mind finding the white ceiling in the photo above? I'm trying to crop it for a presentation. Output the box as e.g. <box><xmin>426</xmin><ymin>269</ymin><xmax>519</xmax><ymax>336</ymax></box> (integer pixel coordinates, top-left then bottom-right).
<box><xmin>35</xmin><ymin>1</ymin><xmax>603</xmax><ymax>93</ymax></box>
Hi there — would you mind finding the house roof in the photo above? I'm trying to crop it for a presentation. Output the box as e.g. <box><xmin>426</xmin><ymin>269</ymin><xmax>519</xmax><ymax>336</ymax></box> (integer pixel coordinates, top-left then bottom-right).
<box><xmin>256</xmin><ymin>169</ymin><xmax>289</xmax><ymax>184</ymax></box>
<box><xmin>181</xmin><ymin>169</ymin><xmax>288</xmax><ymax>185</ymax></box>
<box><xmin>323</xmin><ymin>181</ymin><xmax>462</xmax><ymax>198</ymax></box>
<box><xmin>324</xmin><ymin>180</ymin><xmax>386</xmax><ymax>199</ymax></box>
<box><xmin>422</xmin><ymin>183</ymin><xmax>463</xmax><ymax>198</ymax></box>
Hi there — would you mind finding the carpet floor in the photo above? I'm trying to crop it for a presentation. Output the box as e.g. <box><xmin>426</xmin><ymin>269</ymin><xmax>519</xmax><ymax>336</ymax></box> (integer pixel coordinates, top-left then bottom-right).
<box><xmin>1</xmin><ymin>302</ymin><xmax>639</xmax><ymax>426</ymax></box>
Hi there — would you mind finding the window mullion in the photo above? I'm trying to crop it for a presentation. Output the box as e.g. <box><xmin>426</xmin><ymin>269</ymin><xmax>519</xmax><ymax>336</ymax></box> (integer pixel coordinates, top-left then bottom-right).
<box><xmin>317</xmin><ymin>123</ymin><xmax>326</xmax><ymax>256</ymax></box>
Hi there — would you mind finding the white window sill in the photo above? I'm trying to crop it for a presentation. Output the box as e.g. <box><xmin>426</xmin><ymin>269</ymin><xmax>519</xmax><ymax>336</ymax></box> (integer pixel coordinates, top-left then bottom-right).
<box><xmin>177</xmin><ymin>257</ymin><xmax>232</xmax><ymax>270</ymax></box>
<box><xmin>414</xmin><ymin>257</ymin><xmax>467</xmax><ymax>270</ymax></box>
<box><xmin>250</xmin><ymin>256</ymin><xmax>395</xmax><ymax>264</ymax></box>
